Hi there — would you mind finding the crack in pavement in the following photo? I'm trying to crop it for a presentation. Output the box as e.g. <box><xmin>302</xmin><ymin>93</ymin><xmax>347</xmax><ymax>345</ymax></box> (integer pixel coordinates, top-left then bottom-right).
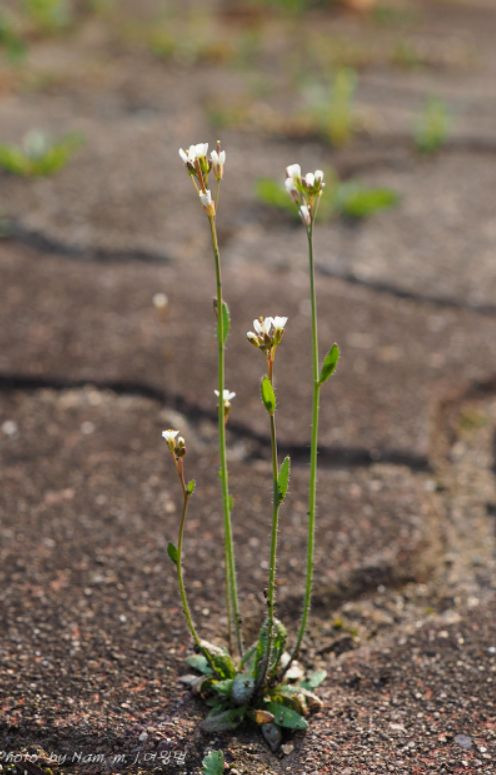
<box><xmin>3</xmin><ymin>220</ymin><xmax>496</xmax><ymax>318</ymax></box>
<box><xmin>0</xmin><ymin>373</ymin><xmax>430</xmax><ymax>472</ymax></box>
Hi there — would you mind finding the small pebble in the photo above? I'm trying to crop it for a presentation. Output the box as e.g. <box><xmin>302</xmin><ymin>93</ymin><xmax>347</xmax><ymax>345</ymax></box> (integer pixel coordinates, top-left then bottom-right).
<box><xmin>454</xmin><ymin>734</ymin><xmax>473</xmax><ymax>751</ymax></box>
<box><xmin>1</xmin><ymin>420</ymin><xmax>17</xmax><ymax>436</ymax></box>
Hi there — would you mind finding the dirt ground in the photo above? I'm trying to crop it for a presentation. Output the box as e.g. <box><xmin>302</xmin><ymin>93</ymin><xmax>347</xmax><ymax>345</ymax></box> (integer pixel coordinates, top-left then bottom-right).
<box><xmin>1</xmin><ymin>1</ymin><xmax>495</xmax><ymax>773</ymax></box>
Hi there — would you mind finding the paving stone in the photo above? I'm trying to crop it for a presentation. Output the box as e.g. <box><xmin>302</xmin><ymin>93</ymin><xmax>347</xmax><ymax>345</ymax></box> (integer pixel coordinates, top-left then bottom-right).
<box><xmin>1</xmin><ymin>242</ymin><xmax>495</xmax><ymax>460</ymax></box>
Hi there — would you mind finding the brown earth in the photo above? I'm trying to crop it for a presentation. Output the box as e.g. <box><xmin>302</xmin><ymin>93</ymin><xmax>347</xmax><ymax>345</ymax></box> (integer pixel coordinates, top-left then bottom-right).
<box><xmin>1</xmin><ymin>0</ymin><xmax>496</xmax><ymax>773</ymax></box>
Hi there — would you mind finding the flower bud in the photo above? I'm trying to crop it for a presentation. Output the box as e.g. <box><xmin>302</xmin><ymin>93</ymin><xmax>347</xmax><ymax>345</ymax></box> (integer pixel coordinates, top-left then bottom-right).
<box><xmin>210</xmin><ymin>148</ymin><xmax>226</xmax><ymax>181</ymax></box>
<box><xmin>199</xmin><ymin>188</ymin><xmax>216</xmax><ymax>217</ymax></box>
<box><xmin>299</xmin><ymin>205</ymin><xmax>311</xmax><ymax>226</ymax></box>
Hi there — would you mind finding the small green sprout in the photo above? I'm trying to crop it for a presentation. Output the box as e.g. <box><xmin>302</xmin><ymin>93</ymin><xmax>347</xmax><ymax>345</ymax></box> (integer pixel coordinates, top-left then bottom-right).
<box><xmin>414</xmin><ymin>98</ymin><xmax>451</xmax><ymax>154</ymax></box>
<box><xmin>22</xmin><ymin>0</ymin><xmax>72</xmax><ymax>33</ymax></box>
<box><xmin>0</xmin><ymin>130</ymin><xmax>83</xmax><ymax>177</ymax></box>
<box><xmin>0</xmin><ymin>14</ymin><xmax>26</xmax><ymax>61</ymax></box>
<box><xmin>307</xmin><ymin>68</ymin><xmax>358</xmax><ymax>148</ymax></box>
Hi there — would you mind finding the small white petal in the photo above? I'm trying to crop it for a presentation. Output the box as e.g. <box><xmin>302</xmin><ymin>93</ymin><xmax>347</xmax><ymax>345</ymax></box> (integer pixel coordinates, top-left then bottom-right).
<box><xmin>261</xmin><ymin>317</ymin><xmax>273</xmax><ymax>335</ymax></box>
<box><xmin>286</xmin><ymin>163</ymin><xmax>301</xmax><ymax>180</ymax></box>
<box><xmin>305</xmin><ymin>172</ymin><xmax>315</xmax><ymax>187</ymax></box>
<box><xmin>178</xmin><ymin>148</ymin><xmax>188</xmax><ymax>163</ymax></box>
<box><xmin>284</xmin><ymin>177</ymin><xmax>297</xmax><ymax>194</ymax></box>
<box><xmin>253</xmin><ymin>319</ymin><xmax>263</xmax><ymax>335</ymax></box>
<box><xmin>272</xmin><ymin>316</ymin><xmax>288</xmax><ymax>330</ymax></box>
<box><xmin>211</xmin><ymin>150</ymin><xmax>219</xmax><ymax>164</ymax></box>
<box><xmin>219</xmin><ymin>150</ymin><xmax>226</xmax><ymax>164</ymax></box>
<box><xmin>162</xmin><ymin>429</ymin><xmax>179</xmax><ymax>442</ymax></box>
<box><xmin>299</xmin><ymin>205</ymin><xmax>311</xmax><ymax>226</ymax></box>
<box><xmin>314</xmin><ymin>169</ymin><xmax>324</xmax><ymax>182</ymax></box>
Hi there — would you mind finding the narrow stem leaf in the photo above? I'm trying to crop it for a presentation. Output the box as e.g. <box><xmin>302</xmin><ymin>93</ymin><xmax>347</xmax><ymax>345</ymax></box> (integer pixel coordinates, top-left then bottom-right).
<box><xmin>319</xmin><ymin>343</ymin><xmax>340</xmax><ymax>385</ymax></box>
<box><xmin>261</xmin><ymin>375</ymin><xmax>276</xmax><ymax>414</ymax></box>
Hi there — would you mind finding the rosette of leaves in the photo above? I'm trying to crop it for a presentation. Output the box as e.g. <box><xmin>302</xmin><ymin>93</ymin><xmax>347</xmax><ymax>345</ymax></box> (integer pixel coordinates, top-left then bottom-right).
<box><xmin>180</xmin><ymin>627</ymin><xmax>325</xmax><ymax>751</ymax></box>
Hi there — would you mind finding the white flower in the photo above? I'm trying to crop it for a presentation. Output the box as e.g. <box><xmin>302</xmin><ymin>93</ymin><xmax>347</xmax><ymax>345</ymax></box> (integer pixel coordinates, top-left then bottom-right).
<box><xmin>299</xmin><ymin>205</ymin><xmax>311</xmax><ymax>226</ymax></box>
<box><xmin>272</xmin><ymin>316</ymin><xmax>288</xmax><ymax>331</ymax></box>
<box><xmin>214</xmin><ymin>389</ymin><xmax>236</xmax><ymax>403</ymax></box>
<box><xmin>314</xmin><ymin>169</ymin><xmax>324</xmax><ymax>183</ymax></box>
<box><xmin>162</xmin><ymin>429</ymin><xmax>179</xmax><ymax>443</ymax></box>
<box><xmin>247</xmin><ymin>316</ymin><xmax>288</xmax><ymax>351</ymax></box>
<box><xmin>253</xmin><ymin>317</ymin><xmax>272</xmax><ymax>336</ymax></box>
<box><xmin>211</xmin><ymin>149</ymin><xmax>226</xmax><ymax>166</ymax></box>
<box><xmin>284</xmin><ymin>177</ymin><xmax>297</xmax><ymax>195</ymax></box>
<box><xmin>214</xmin><ymin>389</ymin><xmax>236</xmax><ymax>401</ymax></box>
<box><xmin>210</xmin><ymin>148</ymin><xmax>226</xmax><ymax>181</ymax></box>
<box><xmin>286</xmin><ymin>163</ymin><xmax>301</xmax><ymax>181</ymax></box>
<box><xmin>304</xmin><ymin>172</ymin><xmax>315</xmax><ymax>187</ymax></box>
<box><xmin>178</xmin><ymin>142</ymin><xmax>209</xmax><ymax>165</ymax></box>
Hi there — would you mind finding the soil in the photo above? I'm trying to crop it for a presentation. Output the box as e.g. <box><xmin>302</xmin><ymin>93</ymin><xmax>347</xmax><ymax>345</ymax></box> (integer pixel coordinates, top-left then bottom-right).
<box><xmin>1</xmin><ymin>1</ymin><xmax>496</xmax><ymax>773</ymax></box>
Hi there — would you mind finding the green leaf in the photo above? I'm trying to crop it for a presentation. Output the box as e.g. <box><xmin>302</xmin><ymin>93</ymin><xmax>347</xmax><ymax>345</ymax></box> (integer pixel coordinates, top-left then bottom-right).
<box><xmin>221</xmin><ymin>300</ymin><xmax>231</xmax><ymax>345</ymax></box>
<box><xmin>319</xmin><ymin>343</ymin><xmax>340</xmax><ymax>385</ymax></box>
<box><xmin>240</xmin><ymin>641</ymin><xmax>258</xmax><ymax>671</ymax></box>
<box><xmin>264</xmin><ymin>702</ymin><xmax>308</xmax><ymax>730</ymax></box>
<box><xmin>335</xmin><ymin>182</ymin><xmax>398</xmax><ymax>219</ymax></box>
<box><xmin>211</xmin><ymin>678</ymin><xmax>234</xmax><ymax>697</ymax></box>
<box><xmin>255</xmin><ymin>178</ymin><xmax>296</xmax><ymax>214</ymax></box>
<box><xmin>202</xmin><ymin>749</ymin><xmax>224</xmax><ymax>775</ymax></box>
<box><xmin>186</xmin><ymin>654</ymin><xmax>213</xmax><ymax>675</ymax></box>
<box><xmin>261</xmin><ymin>376</ymin><xmax>276</xmax><ymax>414</ymax></box>
<box><xmin>167</xmin><ymin>542</ymin><xmax>178</xmax><ymax>566</ymax></box>
<box><xmin>301</xmin><ymin>669</ymin><xmax>327</xmax><ymax>690</ymax></box>
<box><xmin>253</xmin><ymin>618</ymin><xmax>287</xmax><ymax>682</ymax></box>
<box><xmin>209</xmin><ymin>653</ymin><xmax>237</xmax><ymax>680</ymax></box>
<box><xmin>201</xmin><ymin>706</ymin><xmax>246</xmax><ymax>733</ymax></box>
<box><xmin>277</xmin><ymin>456</ymin><xmax>291</xmax><ymax>505</ymax></box>
<box><xmin>186</xmin><ymin>479</ymin><xmax>196</xmax><ymax>495</ymax></box>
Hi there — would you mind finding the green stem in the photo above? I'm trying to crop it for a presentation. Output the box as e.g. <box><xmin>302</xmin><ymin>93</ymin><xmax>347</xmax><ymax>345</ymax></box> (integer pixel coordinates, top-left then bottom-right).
<box><xmin>290</xmin><ymin>225</ymin><xmax>320</xmax><ymax>662</ymax></box>
<box><xmin>208</xmin><ymin>215</ymin><xmax>244</xmax><ymax>658</ymax></box>
<box><xmin>176</xmin><ymin>488</ymin><xmax>202</xmax><ymax>649</ymax></box>
<box><xmin>175</xmin><ymin>476</ymin><xmax>218</xmax><ymax>675</ymax></box>
<box><xmin>256</xmin><ymin>360</ymin><xmax>281</xmax><ymax>691</ymax></box>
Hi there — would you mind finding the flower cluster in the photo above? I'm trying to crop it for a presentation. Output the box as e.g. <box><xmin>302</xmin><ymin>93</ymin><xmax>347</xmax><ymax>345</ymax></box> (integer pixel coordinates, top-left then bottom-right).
<box><xmin>162</xmin><ymin>429</ymin><xmax>186</xmax><ymax>460</ymax></box>
<box><xmin>247</xmin><ymin>316</ymin><xmax>288</xmax><ymax>354</ymax></box>
<box><xmin>284</xmin><ymin>164</ymin><xmax>325</xmax><ymax>227</ymax></box>
<box><xmin>178</xmin><ymin>141</ymin><xmax>226</xmax><ymax>217</ymax></box>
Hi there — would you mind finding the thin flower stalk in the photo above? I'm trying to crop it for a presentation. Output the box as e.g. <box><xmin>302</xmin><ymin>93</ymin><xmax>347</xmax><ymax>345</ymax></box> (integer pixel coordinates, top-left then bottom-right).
<box><xmin>178</xmin><ymin>141</ymin><xmax>243</xmax><ymax>657</ymax></box>
<box><xmin>207</xmin><ymin>194</ymin><xmax>244</xmax><ymax>660</ymax></box>
<box><xmin>162</xmin><ymin>431</ymin><xmax>217</xmax><ymax>673</ymax></box>
<box><xmin>281</xmin><ymin>165</ymin><xmax>336</xmax><ymax>671</ymax></box>
<box><xmin>247</xmin><ymin>317</ymin><xmax>288</xmax><ymax>691</ymax></box>
<box><xmin>292</xmin><ymin>222</ymin><xmax>320</xmax><ymax>661</ymax></box>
